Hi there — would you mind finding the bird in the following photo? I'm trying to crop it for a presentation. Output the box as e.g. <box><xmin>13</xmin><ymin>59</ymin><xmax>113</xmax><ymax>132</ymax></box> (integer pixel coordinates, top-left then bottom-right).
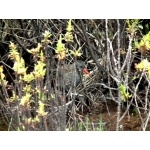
<box><xmin>59</xmin><ymin>60</ymin><xmax>90</xmax><ymax>91</ymax></box>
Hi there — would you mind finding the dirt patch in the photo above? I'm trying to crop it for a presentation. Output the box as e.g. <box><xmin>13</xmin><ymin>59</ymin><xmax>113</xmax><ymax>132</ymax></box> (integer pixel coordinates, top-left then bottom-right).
<box><xmin>84</xmin><ymin>102</ymin><xmax>148</xmax><ymax>131</ymax></box>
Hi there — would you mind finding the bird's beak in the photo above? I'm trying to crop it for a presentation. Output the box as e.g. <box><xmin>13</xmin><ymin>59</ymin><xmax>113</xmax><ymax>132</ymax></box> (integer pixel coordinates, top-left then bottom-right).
<box><xmin>82</xmin><ymin>68</ymin><xmax>90</xmax><ymax>76</ymax></box>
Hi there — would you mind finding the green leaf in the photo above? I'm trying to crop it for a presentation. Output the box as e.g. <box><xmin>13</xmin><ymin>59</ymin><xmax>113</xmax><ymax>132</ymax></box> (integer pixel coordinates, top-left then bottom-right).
<box><xmin>119</xmin><ymin>84</ymin><xmax>126</xmax><ymax>94</ymax></box>
<box><xmin>138</xmin><ymin>24</ymin><xmax>143</xmax><ymax>30</ymax></box>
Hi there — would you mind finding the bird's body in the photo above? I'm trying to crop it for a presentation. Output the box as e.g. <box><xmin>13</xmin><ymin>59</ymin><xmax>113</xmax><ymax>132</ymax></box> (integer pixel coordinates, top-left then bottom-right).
<box><xmin>60</xmin><ymin>60</ymin><xmax>90</xmax><ymax>91</ymax></box>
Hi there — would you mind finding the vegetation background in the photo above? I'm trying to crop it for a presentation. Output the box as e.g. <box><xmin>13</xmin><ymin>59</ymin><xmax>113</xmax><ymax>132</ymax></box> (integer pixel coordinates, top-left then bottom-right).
<box><xmin>1</xmin><ymin>19</ymin><xmax>150</xmax><ymax>131</ymax></box>
<box><xmin>1</xmin><ymin>0</ymin><xmax>150</xmax><ymax>150</ymax></box>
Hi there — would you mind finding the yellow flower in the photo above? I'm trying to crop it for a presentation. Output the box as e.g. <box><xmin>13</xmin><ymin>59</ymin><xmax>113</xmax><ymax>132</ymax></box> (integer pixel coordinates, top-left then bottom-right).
<box><xmin>37</xmin><ymin>101</ymin><xmax>48</xmax><ymax>117</ymax></box>
<box><xmin>70</xmin><ymin>48</ymin><xmax>82</xmax><ymax>57</ymax></box>
<box><xmin>20</xmin><ymin>93</ymin><xmax>31</xmax><ymax>106</ymax></box>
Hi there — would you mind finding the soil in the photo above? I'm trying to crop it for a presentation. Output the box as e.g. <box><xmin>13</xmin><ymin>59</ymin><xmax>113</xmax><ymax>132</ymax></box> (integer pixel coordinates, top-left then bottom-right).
<box><xmin>76</xmin><ymin>101</ymin><xmax>150</xmax><ymax>131</ymax></box>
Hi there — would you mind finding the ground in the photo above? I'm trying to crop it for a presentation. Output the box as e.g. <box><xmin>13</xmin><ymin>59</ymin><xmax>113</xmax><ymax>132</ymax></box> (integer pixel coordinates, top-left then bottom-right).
<box><xmin>0</xmin><ymin>101</ymin><xmax>149</xmax><ymax>131</ymax></box>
